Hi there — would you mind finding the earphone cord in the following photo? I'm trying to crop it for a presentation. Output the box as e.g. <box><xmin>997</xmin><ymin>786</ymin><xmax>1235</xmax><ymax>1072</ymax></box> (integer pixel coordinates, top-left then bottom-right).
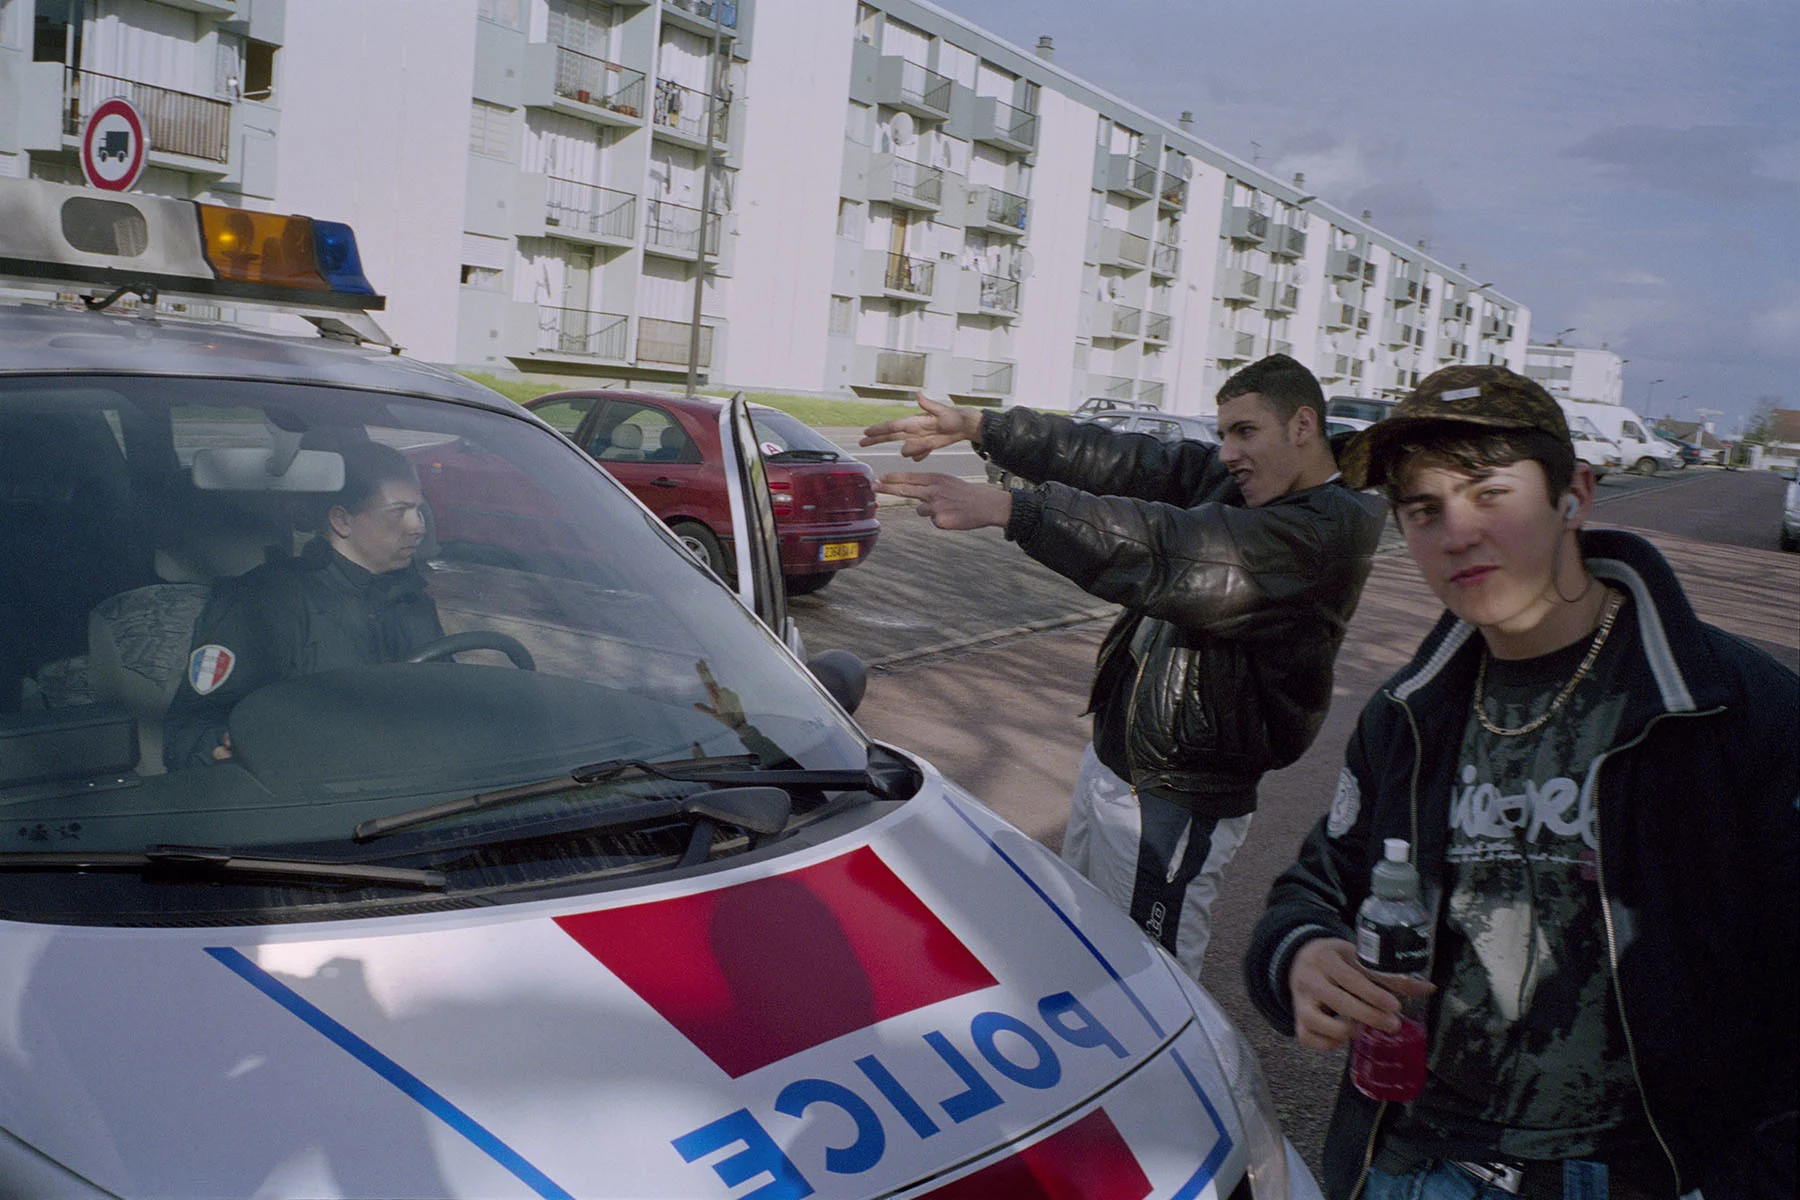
<box><xmin>1551</xmin><ymin>498</ymin><xmax>1594</xmax><ymax>606</ymax></box>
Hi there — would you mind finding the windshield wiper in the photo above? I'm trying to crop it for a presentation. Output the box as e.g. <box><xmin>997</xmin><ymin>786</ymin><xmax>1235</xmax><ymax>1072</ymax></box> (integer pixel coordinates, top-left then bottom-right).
<box><xmin>353</xmin><ymin>753</ymin><xmax>771</xmax><ymax>841</ymax></box>
<box><xmin>0</xmin><ymin>845</ymin><xmax>446</xmax><ymax>890</ymax></box>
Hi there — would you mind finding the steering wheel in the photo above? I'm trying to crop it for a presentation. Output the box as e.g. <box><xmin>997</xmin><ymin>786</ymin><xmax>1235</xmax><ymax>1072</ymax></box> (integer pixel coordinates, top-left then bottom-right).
<box><xmin>404</xmin><ymin>631</ymin><xmax>536</xmax><ymax>671</ymax></box>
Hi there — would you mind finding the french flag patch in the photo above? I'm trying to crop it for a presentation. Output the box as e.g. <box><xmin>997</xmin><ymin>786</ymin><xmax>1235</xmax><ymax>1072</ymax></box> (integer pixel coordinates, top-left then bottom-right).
<box><xmin>187</xmin><ymin>644</ymin><xmax>236</xmax><ymax>694</ymax></box>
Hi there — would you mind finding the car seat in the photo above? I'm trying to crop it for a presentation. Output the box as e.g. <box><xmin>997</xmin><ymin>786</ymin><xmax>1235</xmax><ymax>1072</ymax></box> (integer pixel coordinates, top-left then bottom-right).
<box><xmin>647</xmin><ymin>425</ymin><xmax>686</xmax><ymax>462</ymax></box>
<box><xmin>604</xmin><ymin>423</ymin><xmax>645</xmax><ymax>461</ymax></box>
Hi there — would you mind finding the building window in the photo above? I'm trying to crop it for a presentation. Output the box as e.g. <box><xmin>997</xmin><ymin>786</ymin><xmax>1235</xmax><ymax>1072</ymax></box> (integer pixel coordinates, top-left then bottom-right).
<box><xmin>829</xmin><ymin>295</ymin><xmax>854</xmax><ymax>337</ymax></box>
<box><xmin>479</xmin><ymin>0</ymin><xmax>524</xmax><ymax>29</ymax></box>
<box><xmin>461</xmin><ymin>265</ymin><xmax>505</xmax><ymax>290</ymax></box>
<box><xmin>469</xmin><ymin>100</ymin><xmax>515</xmax><ymax>160</ymax></box>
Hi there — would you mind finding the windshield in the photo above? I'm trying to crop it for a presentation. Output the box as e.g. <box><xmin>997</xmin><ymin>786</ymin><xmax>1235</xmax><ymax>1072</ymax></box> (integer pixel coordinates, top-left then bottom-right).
<box><xmin>1327</xmin><ymin>399</ymin><xmax>1392</xmax><ymax>425</ymax></box>
<box><xmin>0</xmin><ymin>376</ymin><xmax>872</xmax><ymax>920</ymax></box>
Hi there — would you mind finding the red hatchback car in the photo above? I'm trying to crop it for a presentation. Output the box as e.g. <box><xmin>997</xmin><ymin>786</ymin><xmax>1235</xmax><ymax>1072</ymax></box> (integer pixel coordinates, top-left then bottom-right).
<box><xmin>525</xmin><ymin>390</ymin><xmax>879</xmax><ymax>593</ymax></box>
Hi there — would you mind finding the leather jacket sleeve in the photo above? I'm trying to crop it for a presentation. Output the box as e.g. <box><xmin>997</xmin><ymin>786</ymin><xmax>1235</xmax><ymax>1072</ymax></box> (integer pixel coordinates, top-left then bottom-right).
<box><xmin>981</xmin><ymin>407</ymin><xmax>1226</xmax><ymax>505</ymax></box>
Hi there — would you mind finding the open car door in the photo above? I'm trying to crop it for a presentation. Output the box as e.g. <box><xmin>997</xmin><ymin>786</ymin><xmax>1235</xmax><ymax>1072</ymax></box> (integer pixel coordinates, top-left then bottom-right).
<box><xmin>717</xmin><ymin>392</ymin><xmax>799</xmax><ymax>656</ymax></box>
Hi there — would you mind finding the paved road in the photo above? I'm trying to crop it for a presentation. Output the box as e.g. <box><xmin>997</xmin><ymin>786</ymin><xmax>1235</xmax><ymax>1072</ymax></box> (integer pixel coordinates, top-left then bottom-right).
<box><xmin>831</xmin><ymin>468</ymin><xmax>1800</xmax><ymax>1177</ymax></box>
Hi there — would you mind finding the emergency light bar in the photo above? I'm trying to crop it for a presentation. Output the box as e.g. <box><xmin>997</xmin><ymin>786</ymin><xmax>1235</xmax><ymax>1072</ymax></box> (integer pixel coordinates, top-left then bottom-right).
<box><xmin>0</xmin><ymin>177</ymin><xmax>383</xmax><ymax>313</ymax></box>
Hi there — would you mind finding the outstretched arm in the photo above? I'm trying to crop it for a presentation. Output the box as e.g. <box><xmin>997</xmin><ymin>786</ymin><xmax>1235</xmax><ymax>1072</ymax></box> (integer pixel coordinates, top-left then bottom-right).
<box><xmin>876</xmin><ymin>472</ymin><xmax>1013</xmax><ymax>530</ymax></box>
<box><xmin>860</xmin><ymin>393</ymin><xmax>984</xmax><ymax>462</ymax></box>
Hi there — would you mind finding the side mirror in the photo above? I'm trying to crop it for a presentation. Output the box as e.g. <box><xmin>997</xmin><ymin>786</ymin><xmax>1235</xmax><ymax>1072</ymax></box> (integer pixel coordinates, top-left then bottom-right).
<box><xmin>807</xmin><ymin>649</ymin><xmax>867</xmax><ymax>716</ymax></box>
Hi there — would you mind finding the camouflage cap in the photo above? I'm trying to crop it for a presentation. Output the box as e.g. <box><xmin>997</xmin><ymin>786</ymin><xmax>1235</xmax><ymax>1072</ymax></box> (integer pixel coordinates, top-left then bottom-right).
<box><xmin>1340</xmin><ymin>363</ymin><xmax>1571</xmax><ymax>489</ymax></box>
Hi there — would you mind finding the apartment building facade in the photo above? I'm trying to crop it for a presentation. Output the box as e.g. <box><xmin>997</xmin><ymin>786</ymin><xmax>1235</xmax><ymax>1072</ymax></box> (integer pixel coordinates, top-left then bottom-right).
<box><xmin>0</xmin><ymin>0</ymin><xmax>1531</xmax><ymax>415</ymax></box>
<box><xmin>1523</xmin><ymin>341</ymin><xmax>1625</xmax><ymax>406</ymax></box>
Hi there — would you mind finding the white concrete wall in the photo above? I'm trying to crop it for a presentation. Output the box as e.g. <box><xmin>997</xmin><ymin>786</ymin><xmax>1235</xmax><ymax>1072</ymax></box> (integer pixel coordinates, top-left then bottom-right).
<box><xmin>275</xmin><ymin>0</ymin><xmax>478</xmax><ymax>364</ymax></box>
<box><xmin>723</xmin><ymin>0</ymin><xmax>855</xmax><ymax>391</ymax></box>
<box><xmin>1005</xmin><ymin>84</ymin><xmax>1094</xmax><ymax>411</ymax></box>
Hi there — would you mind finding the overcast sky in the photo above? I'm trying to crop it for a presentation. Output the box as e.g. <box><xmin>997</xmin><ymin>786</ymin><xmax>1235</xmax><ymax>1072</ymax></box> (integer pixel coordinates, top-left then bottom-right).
<box><xmin>945</xmin><ymin>0</ymin><xmax>1799</xmax><ymax>433</ymax></box>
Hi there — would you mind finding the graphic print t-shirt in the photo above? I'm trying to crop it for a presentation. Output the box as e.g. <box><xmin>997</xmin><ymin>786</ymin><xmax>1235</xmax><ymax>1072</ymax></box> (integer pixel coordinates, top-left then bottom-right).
<box><xmin>1390</xmin><ymin>591</ymin><xmax>1652</xmax><ymax>1164</ymax></box>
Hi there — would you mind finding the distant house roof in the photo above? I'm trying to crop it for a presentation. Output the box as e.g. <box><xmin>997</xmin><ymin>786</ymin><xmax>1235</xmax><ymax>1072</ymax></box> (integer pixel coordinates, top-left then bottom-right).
<box><xmin>1771</xmin><ymin>409</ymin><xmax>1800</xmax><ymax>447</ymax></box>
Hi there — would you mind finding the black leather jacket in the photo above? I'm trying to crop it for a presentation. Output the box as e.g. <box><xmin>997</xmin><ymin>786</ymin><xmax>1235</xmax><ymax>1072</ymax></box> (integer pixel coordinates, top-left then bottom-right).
<box><xmin>1243</xmin><ymin>530</ymin><xmax>1799</xmax><ymax>1200</ymax></box>
<box><xmin>164</xmin><ymin>539</ymin><xmax>444</xmax><ymax>769</ymax></box>
<box><xmin>980</xmin><ymin>407</ymin><xmax>1385</xmax><ymax>810</ymax></box>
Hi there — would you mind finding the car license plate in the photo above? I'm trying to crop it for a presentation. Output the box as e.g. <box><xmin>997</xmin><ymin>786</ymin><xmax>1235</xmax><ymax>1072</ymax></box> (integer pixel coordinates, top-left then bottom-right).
<box><xmin>820</xmin><ymin>542</ymin><xmax>859</xmax><ymax>562</ymax></box>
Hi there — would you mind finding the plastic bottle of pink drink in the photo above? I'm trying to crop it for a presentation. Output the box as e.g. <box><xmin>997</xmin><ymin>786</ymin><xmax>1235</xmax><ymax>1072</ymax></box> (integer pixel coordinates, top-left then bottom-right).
<box><xmin>1351</xmin><ymin>838</ymin><xmax>1432</xmax><ymax>1102</ymax></box>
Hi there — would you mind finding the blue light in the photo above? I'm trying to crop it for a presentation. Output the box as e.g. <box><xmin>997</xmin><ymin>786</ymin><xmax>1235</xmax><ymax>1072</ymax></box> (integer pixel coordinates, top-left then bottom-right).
<box><xmin>311</xmin><ymin>220</ymin><xmax>376</xmax><ymax>295</ymax></box>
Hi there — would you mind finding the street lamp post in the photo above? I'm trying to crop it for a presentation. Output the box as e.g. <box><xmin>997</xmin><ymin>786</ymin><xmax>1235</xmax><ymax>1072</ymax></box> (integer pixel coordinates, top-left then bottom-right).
<box><xmin>1645</xmin><ymin>378</ymin><xmax>1664</xmax><ymax>411</ymax></box>
<box><xmin>1554</xmin><ymin>326</ymin><xmax>1576</xmax><ymax>344</ymax></box>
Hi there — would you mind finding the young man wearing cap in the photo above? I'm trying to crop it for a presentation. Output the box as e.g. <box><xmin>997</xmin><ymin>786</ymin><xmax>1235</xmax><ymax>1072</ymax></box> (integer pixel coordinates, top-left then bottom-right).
<box><xmin>862</xmin><ymin>354</ymin><xmax>1385</xmax><ymax>979</ymax></box>
<box><xmin>1244</xmin><ymin>365</ymin><xmax>1797</xmax><ymax>1200</ymax></box>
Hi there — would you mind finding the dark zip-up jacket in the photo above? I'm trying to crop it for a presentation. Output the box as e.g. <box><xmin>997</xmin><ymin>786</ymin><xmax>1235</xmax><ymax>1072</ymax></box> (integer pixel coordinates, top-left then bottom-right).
<box><xmin>980</xmin><ymin>407</ymin><xmax>1385</xmax><ymax>811</ymax></box>
<box><xmin>164</xmin><ymin>540</ymin><xmax>444</xmax><ymax>769</ymax></box>
<box><xmin>1243</xmin><ymin>529</ymin><xmax>1799</xmax><ymax>1200</ymax></box>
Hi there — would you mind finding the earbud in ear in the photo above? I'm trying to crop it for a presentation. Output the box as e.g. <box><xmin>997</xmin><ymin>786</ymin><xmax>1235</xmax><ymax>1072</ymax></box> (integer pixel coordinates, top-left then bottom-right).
<box><xmin>1564</xmin><ymin>495</ymin><xmax>1580</xmax><ymax>522</ymax></box>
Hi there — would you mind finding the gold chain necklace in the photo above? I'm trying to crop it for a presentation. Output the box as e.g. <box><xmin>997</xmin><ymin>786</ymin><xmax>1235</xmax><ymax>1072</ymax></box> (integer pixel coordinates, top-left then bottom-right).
<box><xmin>1473</xmin><ymin>588</ymin><xmax>1624</xmax><ymax>737</ymax></box>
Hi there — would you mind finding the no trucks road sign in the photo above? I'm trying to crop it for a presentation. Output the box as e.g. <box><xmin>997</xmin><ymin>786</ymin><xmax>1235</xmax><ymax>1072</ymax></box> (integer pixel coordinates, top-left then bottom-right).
<box><xmin>80</xmin><ymin>97</ymin><xmax>149</xmax><ymax>192</ymax></box>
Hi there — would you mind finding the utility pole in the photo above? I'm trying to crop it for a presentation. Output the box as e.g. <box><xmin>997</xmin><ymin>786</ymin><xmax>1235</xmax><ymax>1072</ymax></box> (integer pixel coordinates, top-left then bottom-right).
<box><xmin>685</xmin><ymin>1</ymin><xmax>732</xmax><ymax>398</ymax></box>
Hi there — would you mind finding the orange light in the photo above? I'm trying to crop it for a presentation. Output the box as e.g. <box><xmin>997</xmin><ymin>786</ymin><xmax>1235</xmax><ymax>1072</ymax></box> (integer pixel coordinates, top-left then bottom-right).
<box><xmin>197</xmin><ymin>205</ymin><xmax>329</xmax><ymax>290</ymax></box>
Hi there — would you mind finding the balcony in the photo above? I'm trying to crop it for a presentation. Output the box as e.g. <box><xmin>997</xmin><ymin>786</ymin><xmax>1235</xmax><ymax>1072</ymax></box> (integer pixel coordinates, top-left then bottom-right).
<box><xmin>542</xmin><ymin>45</ymin><xmax>646</xmax><ymax>123</ymax></box>
<box><xmin>1481</xmin><ymin>315</ymin><xmax>1514</xmax><ymax>339</ymax></box>
<box><xmin>1263</xmin><ymin>281</ymin><xmax>1299</xmax><ymax>314</ymax></box>
<box><xmin>1211</xmin><ymin>327</ymin><xmax>1256</xmax><ymax>361</ymax></box>
<box><xmin>1268</xmin><ymin>338</ymin><xmax>1294</xmax><ymax>358</ymax></box>
<box><xmin>1383</xmin><ymin>321</ymin><xmax>1417</xmax><ymax>348</ymax></box>
<box><xmin>662</xmin><ymin>0</ymin><xmax>738</xmax><ymax>31</ymax></box>
<box><xmin>958</xmin><ymin>270</ymin><xmax>1020</xmax><ymax>317</ymax></box>
<box><xmin>536</xmin><ymin>306</ymin><xmax>630</xmax><ymax>360</ymax></box>
<box><xmin>650</xmin><ymin>78</ymin><xmax>730</xmax><ymax>147</ymax></box>
<box><xmin>1388</xmin><ymin>275</ymin><xmax>1419</xmax><ymax>305</ymax></box>
<box><xmin>970</xmin><ymin>96</ymin><xmax>1036</xmax><ymax>153</ymax></box>
<box><xmin>1106</xmin><ymin>153</ymin><xmax>1158</xmax><ymax>200</ymax></box>
<box><xmin>869</xmin><ymin>153</ymin><xmax>944</xmax><ymax>212</ymax></box>
<box><xmin>1324</xmin><ymin>354</ymin><xmax>1355</xmax><ymax>379</ymax></box>
<box><xmin>868</xmin><ymin>251</ymin><xmax>934</xmax><ymax>301</ymax></box>
<box><xmin>1150</xmin><ymin>242</ymin><xmax>1180</xmax><ymax>278</ymax></box>
<box><xmin>1441</xmin><ymin>340</ymin><xmax>1468</xmax><ymax>361</ymax></box>
<box><xmin>1159</xmin><ymin>174</ymin><xmax>1188</xmax><ymax>210</ymax></box>
<box><xmin>1098</xmin><ymin>226</ymin><xmax>1150</xmax><ymax>270</ymax></box>
<box><xmin>1350</xmin><ymin>359</ymin><xmax>1364</xmax><ymax>381</ymax></box>
<box><xmin>1268</xmin><ymin>225</ymin><xmax>1307</xmax><ymax>259</ymax></box>
<box><xmin>1356</xmin><ymin>312</ymin><xmax>1371</xmax><ymax>333</ymax></box>
<box><xmin>637</xmin><ymin>315</ymin><xmax>714</xmax><ymax>368</ymax></box>
<box><xmin>875</xmin><ymin>57</ymin><xmax>952</xmax><ymax>122</ymax></box>
<box><xmin>1143</xmin><ymin>311</ymin><xmax>1172</xmax><ymax>343</ymax></box>
<box><xmin>964</xmin><ymin>185</ymin><xmax>1028</xmax><ymax>235</ymax></box>
<box><xmin>1324</xmin><ymin>303</ymin><xmax>1357</xmax><ymax>332</ymax></box>
<box><xmin>960</xmin><ymin>358</ymin><xmax>1016</xmax><ymax>397</ymax></box>
<box><xmin>1092</xmin><ymin>374</ymin><xmax>1137</xmax><ymax>401</ymax></box>
<box><xmin>1225</xmin><ymin>206</ymin><xmax>1268</xmax><ymax>244</ymax></box>
<box><xmin>62</xmin><ymin>69</ymin><xmax>230</xmax><ymax>163</ymax></box>
<box><xmin>1095</xmin><ymin>301</ymin><xmax>1142</xmax><ymax>339</ymax></box>
<box><xmin>644</xmin><ymin>199</ymin><xmax>721</xmax><ymax>258</ymax></box>
<box><xmin>1137</xmin><ymin>380</ymin><xmax>1167</xmax><ymax>407</ymax></box>
<box><xmin>543</xmin><ymin>178</ymin><xmax>636</xmax><ymax>246</ymax></box>
<box><xmin>1327</xmin><ymin>248</ymin><xmax>1364</xmax><ymax>281</ymax></box>
<box><xmin>1221</xmin><ymin>267</ymin><xmax>1263</xmax><ymax>306</ymax></box>
<box><xmin>873</xmin><ymin>348</ymin><xmax>929</xmax><ymax>388</ymax></box>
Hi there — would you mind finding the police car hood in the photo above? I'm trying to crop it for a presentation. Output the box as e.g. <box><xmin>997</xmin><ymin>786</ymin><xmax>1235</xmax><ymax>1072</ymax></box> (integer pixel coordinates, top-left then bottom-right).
<box><xmin>0</xmin><ymin>769</ymin><xmax>1242</xmax><ymax>1199</ymax></box>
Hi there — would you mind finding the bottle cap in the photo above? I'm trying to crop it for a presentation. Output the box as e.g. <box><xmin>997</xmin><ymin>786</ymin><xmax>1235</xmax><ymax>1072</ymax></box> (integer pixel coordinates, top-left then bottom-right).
<box><xmin>1383</xmin><ymin>838</ymin><xmax>1409</xmax><ymax>863</ymax></box>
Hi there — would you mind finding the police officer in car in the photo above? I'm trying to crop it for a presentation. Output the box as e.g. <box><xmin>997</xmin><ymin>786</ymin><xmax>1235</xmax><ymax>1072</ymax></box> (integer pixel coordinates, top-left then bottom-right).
<box><xmin>163</xmin><ymin>440</ymin><xmax>444</xmax><ymax>769</ymax></box>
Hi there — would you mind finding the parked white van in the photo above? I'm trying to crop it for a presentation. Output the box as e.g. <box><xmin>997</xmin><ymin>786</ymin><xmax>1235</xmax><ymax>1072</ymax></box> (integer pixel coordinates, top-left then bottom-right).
<box><xmin>1558</xmin><ymin>399</ymin><xmax>1683</xmax><ymax>475</ymax></box>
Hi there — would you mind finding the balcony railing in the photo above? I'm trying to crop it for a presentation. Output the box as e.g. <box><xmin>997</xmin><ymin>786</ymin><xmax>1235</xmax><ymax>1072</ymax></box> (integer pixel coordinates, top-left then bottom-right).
<box><xmin>1226</xmin><ymin>206</ymin><xmax>1268</xmax><ymax>243</ymax></box>
<box><xmin>545</xmin><ymin>178</ymin><xmax>636</xmax><ymax>241</ymax></box>
<box><xmin>1144</xmin><ymin>311</ymin><xmax>1172</xmax><ymax>342</ymax></box>
<box><xmin>1325</xmin><ymin>303</ymin><xmax>1357</xmax><ymax>331</ymax></box>
<box><xmin>1109</xmin><ymin>303</ymin><xmax>1143</xmax><ymax>337</ymax></box>
<box><xmin>1270</xmin><ymin>225</ymin><xmax>1307</xmax><ymax>259</ymax></box>
<box><xmin>1095</xmin><ymin>374</ymin><xmax>1136</xmax><ymax>401</ymax></box>
<box><xmin>1212</xmin><ymin>327</ymin><xmax>1256</xmax><ymax>360</ymax></box>
<box><xmin>1223</xmin><ymin>268</ymin><xmax>1263</xmax><ymax>304</ymax></box>
<box><xmin>1264</xmin><ymin>282</ymin><xmax>1299</xmax><ymax>313</ymax></box>
<box><xmin>1107</xmin><ymin>153</ymin><xmax>1157</xmax><ymax>198</ymax></box>
<box><xmin>978</xmin><ymin>273</ymin><xmax>1019</xmax><ymax>314</ymax></box>
<box><xmin>538</xmin><ymin>306</ymin><xmax>630</xmax><ymax>360</ymax></box>
<box><xmin>62</xmin><ymin>68</ymin><xmax>230</xmax><ymax>163</ymax></box>
<box><xmin>664</xmin><ymin>0</ymin><xmax>738</xmax><ymax>28</ymax></box>
<box><xmin>651</xmin><ymin>78</ymin><xmax>730</xmax><ymax>143</ymax></box>
<box><xmin>979</xmin><ymin>186</ymin><xmax>1029</xmax><ymax>232</ymax></box>
<box><xmin>884</xmin><ymin>155</ymin><xmax>944</xmax><ymax>209</ymax></box>
<box><xmin>875</xmin><ymin>349</ymin><xmax>928</xmax><ymax>388</ymax></box>
<box><xmin>644</xmin><ymin>199</ymin><xmax>721</xmax><ymax>256</ymax></box>
<box><xmin>554</xmin><ymin>46</ymin><xmax>646</xmax><ymax>118</ymax></box>
<box><xmin>972</xmin><ymin>96</ymin><xmax>1037</xmax><ymax>150</ymax></box>
<box><xmin>1101</xmin><ymin>227</ymin><xmax>1149</xmax><ymax>268</ymax></box>
<box><xmin>883</xmin><ymin>58</ymin><xmax>952</xmax><ymax>119</ymax></box>
<box><xmin>1328</xmin><ymin>249</ymin><xmax>1364</xmax><ymax>281</ymax></box>
<box><xmin>1159</xmin><ymin>175</ymin><xmax>1188</xmax><ymax>208</ymax></box>
<box><xmin>883</xmin><ymin>252</ymin><xmax>934</xmax><ymax>298</ymax></box>
<box><xmin>637</xmin><ymin>316</ymin><xmax>714</xmax><ymax>367</ymax></box>
<box><xmin>1137</xmin><ymin>380</ymin><xmax>1166</xmax><ymax>407</ymax></box>
<box><xmin>969</xmin><ymin>359</ymin><xmax>1015</xmax><ymax>395</ymax></box>
<box><xmin>1151</xmin><ymin>242</ymin><xmax>1179</xmax><ymax>277</ymax></box>
<box><xmin>1389</xmin><ymin>276</ymin><xmax>1419</xmax><ymax>304</ymax></box>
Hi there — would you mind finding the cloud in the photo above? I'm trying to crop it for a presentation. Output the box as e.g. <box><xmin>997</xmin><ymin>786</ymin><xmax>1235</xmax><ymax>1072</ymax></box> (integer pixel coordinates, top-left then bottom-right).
<box><xmin>1561</xmin><ymin>125</ymin><xmax>1800</xmax><ymax>205</ymax></box>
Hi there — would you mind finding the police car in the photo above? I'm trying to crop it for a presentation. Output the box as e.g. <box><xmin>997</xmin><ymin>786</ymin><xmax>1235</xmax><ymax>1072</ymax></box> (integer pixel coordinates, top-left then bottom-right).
<box><xmin>0</xmin><ymin>177</ymin><xmax>1323</xmax><ymax>1200</ymax></box>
